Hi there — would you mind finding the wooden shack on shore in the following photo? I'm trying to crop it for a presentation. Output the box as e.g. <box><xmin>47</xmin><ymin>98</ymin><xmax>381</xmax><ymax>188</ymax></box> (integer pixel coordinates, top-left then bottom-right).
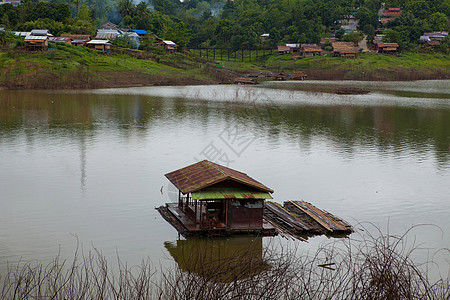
<box><xmin>161</xmin><ymin>160</ymin><xmax>276</xmax><ymax>236</ymax></box>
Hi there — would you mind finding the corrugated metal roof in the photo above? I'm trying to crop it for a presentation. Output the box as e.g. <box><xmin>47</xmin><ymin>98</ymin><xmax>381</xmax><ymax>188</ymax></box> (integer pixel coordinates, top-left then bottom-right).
<box><xmin>165</xmin><ymin>160</ymin><xmax>274</xmax><ymax>194</ymax></box>
<box><xmin>15</xmin><ymin>32</ymin><xmax>31</xmax><ymax>37</ymax></box>
<box><xmin>49</xmin><ymin>37</ymin><xmax>71</xmax><ymax>42</ymax></box>
<box><xmin>31</xmin><ymin>29</ymin><xmax>49</xmax><ymax>36</ymax></box>
<box><xmin>25</xmin><ymin>35</ymin><xmax>48</xmax><ymax>41</ymax></box>
<box><xmin>163</xmin><ymin>40</ymin><xmax>176</xmax><ymax>45</ymax></box>
<box><xmin>192</xmin><ymin>188</ymin><xmax>272</xmax><ymax>200</ymax></box>
<box><xmin>60</xmin><ymin>34</ymin><xmax>91</xmax><ymax>40</ymax></box>
<box><xmin>88</xmin><ymin>39</ymin><xmax>111</xmax><ymax>45</ymax></box>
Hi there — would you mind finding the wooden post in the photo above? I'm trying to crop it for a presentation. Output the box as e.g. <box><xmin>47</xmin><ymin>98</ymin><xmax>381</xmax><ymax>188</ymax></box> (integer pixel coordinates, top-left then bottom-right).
<box><xmin>200</xmin><ymin>201</ymin><xmax>203</xmax><ymax>228</ymax></box>
<box><xmin>194</xmin><ymin>199</ymin><xmax>198</xmax><ymax>224</ymax></box>
<box><xmin>225</xmin><ymin>199</ymin><xmax>229</xmax><ymax>227</ymax></box>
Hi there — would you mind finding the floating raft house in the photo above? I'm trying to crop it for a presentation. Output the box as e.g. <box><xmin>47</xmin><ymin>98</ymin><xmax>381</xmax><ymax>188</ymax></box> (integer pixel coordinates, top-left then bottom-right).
<box><xmin>157</xmin><ymin>160</ymin><xmax>353</xmax><ymax>239</ymax></box>
<box><xmin>158</xmin><ymin>160</ymin><xmax>277</xmax><ymax>237</ymax></box>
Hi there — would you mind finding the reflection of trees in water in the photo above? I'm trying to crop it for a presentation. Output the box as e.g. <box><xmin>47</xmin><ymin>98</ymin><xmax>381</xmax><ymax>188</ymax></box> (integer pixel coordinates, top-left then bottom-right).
<box><xmin>164</xmin><ymin>237</ymin><xmax>269</xmax><ymax>282</ymax></box>
<box><xmin>0</xmin><ymin>91</ymin><xmax>448</xmax><ymax>165</ymax></box>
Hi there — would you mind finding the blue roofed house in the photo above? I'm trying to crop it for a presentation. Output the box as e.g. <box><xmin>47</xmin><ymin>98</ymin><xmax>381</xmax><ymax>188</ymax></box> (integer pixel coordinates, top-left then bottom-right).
<box><xmin>130</xmin><ymin>29</ymin><xmax>148</xmax><ymax>37</ymax></box>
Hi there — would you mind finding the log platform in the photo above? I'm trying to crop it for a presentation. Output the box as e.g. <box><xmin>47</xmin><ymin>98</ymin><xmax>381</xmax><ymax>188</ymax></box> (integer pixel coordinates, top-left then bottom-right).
<box><xmin>264</xmin><ymin>200</ymin><xmax>353</xmax><ymax>240</ymax></box>
<box><xmin>157</xmin><ymin>203</ymin><xmax>277</xmax><ymax>237</ymax></box>
<box><xmin>157</xmin><ymin>201</ymin><xmax>352</xmax><ymax>240</ymax></box>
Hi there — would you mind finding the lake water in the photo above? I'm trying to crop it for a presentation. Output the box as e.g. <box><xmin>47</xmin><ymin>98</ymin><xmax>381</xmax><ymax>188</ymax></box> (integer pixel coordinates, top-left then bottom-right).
<box><xmin>0</xmin><ymin>80</ymin><xmax>449</xmax><ymax>280</ymax></box>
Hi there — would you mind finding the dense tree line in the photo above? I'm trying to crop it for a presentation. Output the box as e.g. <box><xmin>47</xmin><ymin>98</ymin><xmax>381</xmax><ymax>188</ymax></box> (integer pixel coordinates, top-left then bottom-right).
<box><xmin>0</xmin><ymin>1</ymin><xmax>96</xmax><ymax>36</ymax></box>
<box><xmin>0</xmin><ymin>0</ymin><xmax>448</xmax><ymax>51</ymax></box>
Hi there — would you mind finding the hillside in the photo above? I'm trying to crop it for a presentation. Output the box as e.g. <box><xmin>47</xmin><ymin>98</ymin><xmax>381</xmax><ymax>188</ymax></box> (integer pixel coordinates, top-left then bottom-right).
<box><xmin>1</xmin><ymin>42</ymin><xmax>449</xmax><ymax>89</ymax></box>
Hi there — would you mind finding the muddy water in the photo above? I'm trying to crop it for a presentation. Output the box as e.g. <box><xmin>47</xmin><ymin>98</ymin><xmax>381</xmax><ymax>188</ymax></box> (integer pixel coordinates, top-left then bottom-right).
<box><xmin>0</xmin><ymin>80</ymin><xmax>449</xmax><ymax>279</ymax></box>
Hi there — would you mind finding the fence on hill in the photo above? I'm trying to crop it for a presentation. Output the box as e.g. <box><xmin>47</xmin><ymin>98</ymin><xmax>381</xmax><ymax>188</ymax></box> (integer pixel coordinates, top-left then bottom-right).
<box><xmin>187</xmin><ymin>47</ymin><xmax>276</xmax><ymax>62</ymax></box>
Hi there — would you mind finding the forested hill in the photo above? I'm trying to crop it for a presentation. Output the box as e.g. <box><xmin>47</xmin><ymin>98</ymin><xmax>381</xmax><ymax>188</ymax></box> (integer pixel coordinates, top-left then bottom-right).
<box><xmin>0</xmin><ymin>0</ymin><xmax>449</xmax><ymax>50</ymax></box>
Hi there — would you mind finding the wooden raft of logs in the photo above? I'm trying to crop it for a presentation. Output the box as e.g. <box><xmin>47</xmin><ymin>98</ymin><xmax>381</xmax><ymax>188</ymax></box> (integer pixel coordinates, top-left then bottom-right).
<box><xmin>264</xmin><ymin>200</ymin><xmax>353</xmax><ymax>240</ymax></box>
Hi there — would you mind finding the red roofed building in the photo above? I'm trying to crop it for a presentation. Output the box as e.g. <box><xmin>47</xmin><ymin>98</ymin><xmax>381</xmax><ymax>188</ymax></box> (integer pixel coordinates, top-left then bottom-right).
<box><xmin>383</xmin><ymin>8</ymin><xmax>401</xmax><ymax>16</ymax></box>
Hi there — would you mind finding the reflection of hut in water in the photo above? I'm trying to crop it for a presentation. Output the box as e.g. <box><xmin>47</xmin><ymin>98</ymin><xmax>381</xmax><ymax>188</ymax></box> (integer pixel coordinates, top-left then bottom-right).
<box><xmin>161</xmin><ymin>160</ymin><xmax>276</xmax><ymax>236</ymax></box>
<box><xmin>164</xmin><ymin>237</ymin><xmax>269</xmax><ymax>282</ymax></box>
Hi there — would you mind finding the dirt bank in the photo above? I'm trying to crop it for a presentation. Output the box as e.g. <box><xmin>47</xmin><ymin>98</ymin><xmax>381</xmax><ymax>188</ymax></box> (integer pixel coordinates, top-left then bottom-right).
<box><xmin>1</xmin><ymin>66</ymin><xmax>448</xmax><ymax>90</ymax></box>
<box><xmin>0</xmin><ymin>69</ymin><xmax>218</xmax><ymax>90</ymax></box>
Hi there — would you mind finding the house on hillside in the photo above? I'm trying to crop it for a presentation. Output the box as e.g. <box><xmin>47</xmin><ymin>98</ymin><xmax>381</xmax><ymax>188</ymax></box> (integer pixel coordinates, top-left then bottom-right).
<box><xmin>48</xmin><ymin>37</ymin><xmax>72</xmax><ymax>45</ymax></box>
<box><xmin>163</xmin><ymin>160</ymin><xmax>274</xmax><ymax>233</ymax></box>
<box><xmin>332</xmin><ymin>42</ymin><xmax>359</xmax><ymax>58</ymax></box>
<box><xmin>277</xmin><ymin>45</ymin><xmax>290</xmax><ymax>54</ymax></box>
<box><xmin>423</xmin><ymin>32</ymin><xmax>448</xmax><ymax>41</ymax></box>
<box><xmin>286</xmin><ymin>43</ymin><xmax>301</xmax><ymax>54</ymax></box>
<box><xmin>95</xmin><ymin>29</ymin><xmax>122</xmax><ymax>40</ymax></box>
<box><xmin>24</xmin><ymin>35</ymin><xmax>48</xmax><ymax>51</ymax></box>
<box><xmin>87</xmin><ymin>39</ymin><xmax>111</xmax><ymax>53</ymax></box>
<box><xmin>377</xmin><ymin>42</ymin><xmax>399</xmax><ymax>54</ymax></box>
<box><xmin>23</xmin><ymin>30</ymin><xmax>51</xmax><ymax>51</ymax></box>
<box><xmin>157</xmin><ymin>40</ymin><xmax>178</xmax><ymax>52</ymax></box>
<box><xmin>301</xmin><ymin>44</ymin><xmax>323</xmax><ymax>57</ymax></box>
<box><xmin>60</xmin><ymin>34</ymin><xmax>91</xmax><ymax>47</ymax></box>
<box><xmin>260</xmin><ymin>33</ymin><xmax>270</xmax><ymax>43</ymax></box>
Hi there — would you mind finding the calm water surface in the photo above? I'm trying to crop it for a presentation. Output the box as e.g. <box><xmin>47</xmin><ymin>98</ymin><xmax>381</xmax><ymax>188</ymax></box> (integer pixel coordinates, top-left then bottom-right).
<box><xmin>1</xmin><ymin>80</ymin><xmax>449</xmax><ymax>278</ymax></box>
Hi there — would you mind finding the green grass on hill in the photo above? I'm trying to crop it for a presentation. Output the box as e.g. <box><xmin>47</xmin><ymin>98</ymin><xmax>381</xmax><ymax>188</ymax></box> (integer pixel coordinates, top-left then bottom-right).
<box><xmin>1</xmin><ymin>44</ymin><xmax>449</xmax><ymax>89</ymax></box>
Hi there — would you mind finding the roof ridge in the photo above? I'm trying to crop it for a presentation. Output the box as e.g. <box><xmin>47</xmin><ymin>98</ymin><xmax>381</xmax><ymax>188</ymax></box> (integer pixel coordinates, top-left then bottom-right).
<box><xmin>206</xmin><ymin>160</ymin><xmax>230</xmax><ymax>178</ymax></box>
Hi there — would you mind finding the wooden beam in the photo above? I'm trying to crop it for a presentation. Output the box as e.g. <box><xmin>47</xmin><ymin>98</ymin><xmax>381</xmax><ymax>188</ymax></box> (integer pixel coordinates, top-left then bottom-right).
<box><xmin>288</xmin><ymin>201</ymin><xmax>333</xmax><ymax>232</ymax></box>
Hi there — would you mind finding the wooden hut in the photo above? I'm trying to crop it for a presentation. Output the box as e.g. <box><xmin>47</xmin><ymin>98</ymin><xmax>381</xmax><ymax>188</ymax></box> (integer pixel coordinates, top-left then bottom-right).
<box><xmin>277</xmin><ymin>45</ymin><xmax>290</xmax><ymax>54</ymax></box>
<box><xmin>60</xmin><ymin>34</ymin><xmax>91</xmax><ymax>47</ymax></box>
<box><xmin>301</xmin><ymin>44</ymin><xmax>323</xmax><ymax>57</ymax></box>
<box><xmin>164</xmin><ymin>160</ymin><xmax>274</xmax><ymax>233</ymax></box>
<box><xmin>332</xmin><ymin>42</ymin><xmax>360</xmax><ymax>58</ymax></box>
<box><xmin>87</xmin><ymin>39</ymin><xmax>111</xmax><ymax>53</ymax></box>
<box><xmin>24</xmin><ymin>35</ymin><xmax>48</xmax><ymax>51</ymax></box>
<box><xmin>377</xmin><ymin>42</ymin><xmax>399</xmax><ymax>54</ymax></box>
<box><xmin>157</xmin><ymin>40</ymin><xmax>178</xmax><ymax>53</ymax></box>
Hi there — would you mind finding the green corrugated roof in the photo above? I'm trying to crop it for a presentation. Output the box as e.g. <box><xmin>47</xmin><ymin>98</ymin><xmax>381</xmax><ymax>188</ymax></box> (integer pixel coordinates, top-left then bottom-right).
<box><xmin>192</xmin><ymin>188</ymin><xmax>272</xmax><ymax>200</ymax></box>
